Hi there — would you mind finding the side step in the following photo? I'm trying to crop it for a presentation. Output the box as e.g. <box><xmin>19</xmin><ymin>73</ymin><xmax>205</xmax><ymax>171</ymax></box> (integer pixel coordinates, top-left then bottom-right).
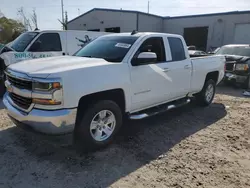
<box><xmin>129</xmin><ymin>98</ymin><xmax>191</xmax><ymax>120</ymax></box>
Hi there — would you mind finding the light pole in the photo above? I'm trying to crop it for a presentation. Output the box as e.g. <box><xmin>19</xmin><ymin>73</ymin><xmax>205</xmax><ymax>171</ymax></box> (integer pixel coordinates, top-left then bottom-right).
<box><xmin>147</xmin><ymin>1</ymin><xmax>149</xmax><ymax>13</ymax></box>
<box><xmin>61</xmin><ymin>0</ymin><xmax>64</xmax><ymax>24</ymax></box>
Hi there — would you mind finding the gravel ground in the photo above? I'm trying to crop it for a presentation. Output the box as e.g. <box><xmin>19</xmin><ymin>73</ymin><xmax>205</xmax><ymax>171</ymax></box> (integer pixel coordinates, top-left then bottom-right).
<box><xmin>0</xmin><ymin>86</ymin><xmax>250</xmax><ymax>188</ymax></box>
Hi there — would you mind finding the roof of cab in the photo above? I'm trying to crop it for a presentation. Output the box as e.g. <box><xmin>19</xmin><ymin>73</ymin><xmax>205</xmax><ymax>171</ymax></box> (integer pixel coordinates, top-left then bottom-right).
<box><xmin>223</xmin><ymin>44</ymin><xmax>250</xmax><ymax>47</ymax></box>
<box><xmin>102</xmin><ymin>32</ymin><xmax>182</xmax><ymax>38</ymax></box>
<box><xmin>26</xmin><ymin>30</ymin><xmax>108</xmax><ymax>33</ymax></box>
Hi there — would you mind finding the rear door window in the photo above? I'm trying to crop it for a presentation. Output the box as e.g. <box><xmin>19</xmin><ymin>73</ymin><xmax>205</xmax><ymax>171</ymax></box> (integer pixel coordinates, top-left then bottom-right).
<box><xmin>168</xmin><ymin>37</ymin><xmax>186</xmax><ymax>61</ymax></box>
<box><xmin>29</xmin><ymin>33</ymin><xmax>62</xmax><ymax>52</ymax></box>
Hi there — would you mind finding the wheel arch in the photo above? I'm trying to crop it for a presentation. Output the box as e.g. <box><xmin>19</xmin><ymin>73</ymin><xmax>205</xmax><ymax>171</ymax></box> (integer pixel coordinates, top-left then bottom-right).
<box><xmin>75</xmin><ymin>88</ymin><xmax>126</xmax><ymax>126</ymax></box>
<box><xmin>205</xmin><ymin>71</ymin><xmax>219</xmax><ymax>84</ymax></box>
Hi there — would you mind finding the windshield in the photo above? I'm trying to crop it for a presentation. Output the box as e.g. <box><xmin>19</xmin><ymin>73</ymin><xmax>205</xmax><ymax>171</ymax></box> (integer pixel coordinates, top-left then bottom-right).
<box><xmin>75</xmin><ymin>36</ymin><xmax>139</xmax><ymax>62</ymax></box>
<box><xmin>11</xmin><ymin>32</ymin><xmax>38</xmax><ymax>52</ymax></box>
<box><xmin>216</xmin><ymin>46</ymin><xmax>250</xmax><ymax>57</ymax></box>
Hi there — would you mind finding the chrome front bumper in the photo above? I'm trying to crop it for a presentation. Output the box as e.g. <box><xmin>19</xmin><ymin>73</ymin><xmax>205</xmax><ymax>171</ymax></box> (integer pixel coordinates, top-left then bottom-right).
<box><xmin>224</xmin><ymin>73</ymin><xmax>248</xmax><ymax>83</ymax></box>
<box><xmin>3</xmin><ymin>93</ymin><xmax>77</xmax><ymax>134</ymax></box>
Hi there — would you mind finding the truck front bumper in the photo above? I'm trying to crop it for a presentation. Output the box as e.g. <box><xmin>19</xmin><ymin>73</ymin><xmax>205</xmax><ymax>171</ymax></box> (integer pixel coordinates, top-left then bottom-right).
<box><xmin>224</xmin><ymin>72</ymin><xmax>248</xmax><ymax>83</ymax></box>
<box><xmin>3</xmin><ymin>93</ymin><xmax>77</xmax><ymax>135</ymax></box>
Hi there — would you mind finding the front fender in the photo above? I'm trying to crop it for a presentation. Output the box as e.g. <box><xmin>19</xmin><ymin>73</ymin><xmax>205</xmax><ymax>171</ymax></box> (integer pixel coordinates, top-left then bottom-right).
<box><xmin>0</xmin><ymin>52</ymin><xmax>23</xmax><ymax>66</ymax></box>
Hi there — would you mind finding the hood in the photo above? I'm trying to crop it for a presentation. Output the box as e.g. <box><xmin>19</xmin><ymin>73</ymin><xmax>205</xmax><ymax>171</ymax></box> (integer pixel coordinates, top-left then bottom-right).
<box><xmin>8</xmin><ymin>56</ymin><xmax>113</xmax><ymax>78</ymax></box>
<box><xmin>225</xmin><ymin>55</ymin><xmax>250</xmax><ymax>63</ymax></box>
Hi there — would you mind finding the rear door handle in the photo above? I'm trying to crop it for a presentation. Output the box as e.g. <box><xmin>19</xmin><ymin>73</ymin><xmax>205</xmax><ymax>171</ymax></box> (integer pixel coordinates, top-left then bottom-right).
<box><xmin>184</xmin><ymin>65</ymin><xmax>191</xmax><ymax>69</ymax></box>
<box><xmin>163</xmin><ymin>68</ymin><xmax>169</xmax><ymax>72</ymax></box>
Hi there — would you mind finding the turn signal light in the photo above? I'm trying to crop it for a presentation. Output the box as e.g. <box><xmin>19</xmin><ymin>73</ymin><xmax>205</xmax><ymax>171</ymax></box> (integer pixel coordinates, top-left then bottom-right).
<box><xmin>33</xmin><ymin>98</ymin><xmax>61</xmax><ymax>105</ymax></box>
<box><xmin>244</xmin><ymin>65</ymin><xmax>249</xmax><ymax>71</ymax></box>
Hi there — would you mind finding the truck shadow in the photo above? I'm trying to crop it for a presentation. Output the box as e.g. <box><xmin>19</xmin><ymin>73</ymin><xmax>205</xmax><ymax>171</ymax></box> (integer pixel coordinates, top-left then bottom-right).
<box><xmin>0</xmin><ymin>103</ymin><xmax>227</xmax><ymax>188</ymax></box>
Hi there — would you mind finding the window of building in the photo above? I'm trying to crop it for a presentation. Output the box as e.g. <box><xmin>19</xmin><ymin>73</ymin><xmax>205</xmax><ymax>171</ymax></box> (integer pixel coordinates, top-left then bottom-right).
<box><xmin>105</xmin><ymin>27</ymin><xmax>120</xmax><ymax>33</ymax></box>
<box><xmin>88</xmin><ymin>29</ymin><xmax>100</xmax><ymax>32</ymax></box>
<box><xmin>168</xmin><ymin>37</ymin><xmax>186</xmax><ymax>61</ymax></box>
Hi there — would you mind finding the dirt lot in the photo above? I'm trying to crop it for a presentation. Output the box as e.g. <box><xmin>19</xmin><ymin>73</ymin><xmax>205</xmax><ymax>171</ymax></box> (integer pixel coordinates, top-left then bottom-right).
<box><xmin>0</xmin><ymin>86</ymin><xmax>250</xmax><ymax>188</ymax></box>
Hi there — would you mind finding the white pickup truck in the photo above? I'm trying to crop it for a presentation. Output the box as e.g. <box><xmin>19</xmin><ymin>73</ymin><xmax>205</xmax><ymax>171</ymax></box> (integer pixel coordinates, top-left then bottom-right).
<box><xmin>3</xmin><ymin>32</ymin><xmax>225</xmax><ymax>150</ymax></box>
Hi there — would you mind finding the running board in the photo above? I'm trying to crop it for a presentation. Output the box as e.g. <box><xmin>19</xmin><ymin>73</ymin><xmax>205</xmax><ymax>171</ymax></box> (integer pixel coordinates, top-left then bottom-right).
<box><xmin>129</xmin><ymin>98</ymin><xmax>191</xmax><ymax>120</ymax></box>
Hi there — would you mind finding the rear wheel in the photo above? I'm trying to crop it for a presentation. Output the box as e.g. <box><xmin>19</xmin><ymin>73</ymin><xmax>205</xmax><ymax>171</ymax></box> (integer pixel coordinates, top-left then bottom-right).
<box><xmin>196</xmin><ymin>79</ymin><xmax>216</xmax><ymax>106</ymax></box>
<box><xmin>74</xmin><ymin>100</ymin><xmax>123</xmax><ymax>152</ymax></box>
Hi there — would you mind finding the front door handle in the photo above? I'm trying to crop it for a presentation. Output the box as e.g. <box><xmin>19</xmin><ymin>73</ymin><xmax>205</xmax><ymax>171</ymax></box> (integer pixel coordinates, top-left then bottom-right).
<box><xmin>163</xmin><ymin>68</ymin><xmax>169</xmax><ymax>72</ymax></box>
<box><xmin>184</xmin><ymin>65</ymin><xmax>191</xmax><ymax>69</ymax></box>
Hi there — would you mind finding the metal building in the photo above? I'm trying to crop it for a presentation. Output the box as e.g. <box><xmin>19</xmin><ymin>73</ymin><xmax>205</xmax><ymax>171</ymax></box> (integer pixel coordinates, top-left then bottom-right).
<box><xmin>67</xmin><ymin>8</ymin><xmax>250</xmax><ymax>51</ymax></box>
<box><xmin>67</xmin><ymin>8</ymin><xmax>163</xmax><ymax>33</ymax></box>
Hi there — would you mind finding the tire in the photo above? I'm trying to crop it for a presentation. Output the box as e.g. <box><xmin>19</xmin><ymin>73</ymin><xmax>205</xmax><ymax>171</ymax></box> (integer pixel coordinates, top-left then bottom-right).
<box><xmin>0</xmin><ymin>60</ymin><xmax>6</xmax><ymax>98</ymax></box>
<box><xmin>196</xmin><ymin>79</ymin><xmax>216</xmax><ymax>106</ymax></box>
<box><xmin>0</xmin><ymin>76</ymin><xmax>6</xmax><ymax>98</ymax></box>
<box><xmin>242</xmin><ymin>76</ymin><xmax>250</xmax><ymax>90</ymax></box>
<box><xmin>74</xmin><ymin>100</ymin><xmax>123</xmax><ymax>152</ymax></box>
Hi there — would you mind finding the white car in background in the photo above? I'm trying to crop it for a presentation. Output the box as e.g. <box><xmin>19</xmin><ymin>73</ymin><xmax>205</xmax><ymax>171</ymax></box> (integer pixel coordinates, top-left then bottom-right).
<box><xmin>188</xmin><ymin>50</ymin><xmax>207</xmax><ymax>56</ymax></box>
<box><xmin>0</xmin><ymin>30</ymin><xmax>110</xmax><ymax>96</ymax></box>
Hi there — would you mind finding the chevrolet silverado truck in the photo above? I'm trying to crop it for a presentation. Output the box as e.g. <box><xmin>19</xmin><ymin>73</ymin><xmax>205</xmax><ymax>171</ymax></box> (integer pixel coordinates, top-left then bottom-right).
<box><xmin>3</xmin><ymin>32</ymin><xmax>225</xmax><ymax>150</ymax></box>
<box><xmin>215</xmin><ymin>44</ymin><xmax>250</xmax><ymax>88</ymax></box>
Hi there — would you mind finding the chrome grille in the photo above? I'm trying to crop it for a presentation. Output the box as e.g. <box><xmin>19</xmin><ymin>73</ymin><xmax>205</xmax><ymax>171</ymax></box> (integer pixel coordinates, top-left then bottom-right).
<box><xmin>6</xmin><ymin>74</ymin><xmax>32</xmax><ymax>90</ymax></box>
<box><xmin>9</xmin><ymin>93</ymin><xmax>32</xmax><ymax>110</ymax></box>
<box><xmin>225</xmin><ymin>63</ymin><xmax>235</xmax><ymax>71</ymax></box>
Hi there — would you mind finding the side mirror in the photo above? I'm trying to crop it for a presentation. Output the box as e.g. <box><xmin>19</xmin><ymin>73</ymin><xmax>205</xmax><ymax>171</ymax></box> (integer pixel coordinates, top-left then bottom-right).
<box><xmin>29</xmin><ymin>41</ymin><xmax>41</xmax><ymax>52</ymax></box>
<box><xmin>132</xmin><ymin>52</ymin><xmax>157</xmax><ymax>66</ymax></box>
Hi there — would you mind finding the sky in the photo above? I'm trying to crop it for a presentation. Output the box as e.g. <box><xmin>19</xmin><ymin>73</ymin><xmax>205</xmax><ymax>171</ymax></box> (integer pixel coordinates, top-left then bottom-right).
<box><xmin>1</xmin><ymin>0</ymin><xmax>250</xmax><ymax>30</ymax></box>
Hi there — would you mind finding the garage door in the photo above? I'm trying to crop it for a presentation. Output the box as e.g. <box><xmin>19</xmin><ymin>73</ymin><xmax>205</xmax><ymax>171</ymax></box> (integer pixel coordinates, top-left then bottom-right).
<box><xmin>234</xmin><ymin>23</ymin><xmax>250</xmax><ymax>44</ymax></box>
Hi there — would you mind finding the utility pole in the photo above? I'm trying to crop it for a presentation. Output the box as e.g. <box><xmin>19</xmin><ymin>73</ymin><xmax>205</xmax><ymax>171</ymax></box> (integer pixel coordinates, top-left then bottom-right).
<box><xmin>61</xmin><ymin>0</ymin><xmax>64</xmax><ymax>24</ymax></box>
<box><xmin>78</xmin><ymin>8</ymin><xmax>80</xmax><ymax>16</ymax></box>
<box><xmin>147</xmin><ymin>1</ymin><xmax>150</xmax><ymax>14</ymax></box>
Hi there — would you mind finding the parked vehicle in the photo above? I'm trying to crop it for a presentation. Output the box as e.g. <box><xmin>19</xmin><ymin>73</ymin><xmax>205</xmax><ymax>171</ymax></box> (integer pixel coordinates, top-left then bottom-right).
<box><xmin>188</xmin><ymin>50</ymin><xmax>207</xmax><ymax>57</ymax></box>
<box><xmin>0</xmin><ymin>30</ymin><xmax>109</xmax><ymax>96</ymax></box>
<box><xmin>216</xmin><ymin>44</ymin><xmax>250</xmax><ymax>88</ymax></box>
<box><xmin>0</xmin><ymin>43</ymin><xmax>4</xmax><ymax>50</ymax></box>
<box><xmin>208</xmin><ymin>47</ymin><xmax>221</xmax><ymax>54</ymax></box>
<box><xmin>187</xmin><ymin>45</ymin><xmax>196</xmax><ymax>50</ymax></box>
<box><xmin>3</xmin><ymin>32</ymin><xmax>225</xmax><ymax>151</ymax></box>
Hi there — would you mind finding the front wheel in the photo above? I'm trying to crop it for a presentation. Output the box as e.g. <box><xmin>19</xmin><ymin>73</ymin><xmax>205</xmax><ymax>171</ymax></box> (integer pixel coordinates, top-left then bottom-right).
<box><xmin>0</xmin><ymin>75</ymin><xmax>6</xmax><ymax>98</ymax></box>
<box><xmin>196</xmin><ymin>79</ymin><xmax>216</xmax><ymax>106</ymax></box>
<box><xmin>74</xmin><ymin>100</ymin><xmax>123</xmax><ymax>152</ymax></box>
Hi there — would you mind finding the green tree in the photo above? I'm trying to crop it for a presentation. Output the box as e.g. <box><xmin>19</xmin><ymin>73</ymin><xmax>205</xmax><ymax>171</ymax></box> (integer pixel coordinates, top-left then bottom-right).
<box><xmin>0</xmin><ymin>16</ymin><xmax>25</xmax><ymax>44</ymax></box>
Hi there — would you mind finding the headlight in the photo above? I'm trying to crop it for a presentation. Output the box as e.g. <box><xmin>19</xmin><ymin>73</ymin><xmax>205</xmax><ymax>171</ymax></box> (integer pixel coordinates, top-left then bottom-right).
<box><xmin>32</xmin><ymin>81</ymin><xmax>61</xmax><ymax>91</ymax></box>
<box><xmin>32</xmin><ymin>80</ymin><xmax>62</xmax><ymax>106</ymax></box>
<box><xmin>235</xmin><ymin>64</ymin><xmax>249</xmax><ymax>71</ymax></box>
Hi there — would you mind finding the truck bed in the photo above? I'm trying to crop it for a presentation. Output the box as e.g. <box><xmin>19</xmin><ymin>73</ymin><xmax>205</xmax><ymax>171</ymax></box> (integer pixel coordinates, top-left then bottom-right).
<box><xmin>190</xmin><ymin>55</ymin><xmax>225</xmax><ymax>93</ymax></box>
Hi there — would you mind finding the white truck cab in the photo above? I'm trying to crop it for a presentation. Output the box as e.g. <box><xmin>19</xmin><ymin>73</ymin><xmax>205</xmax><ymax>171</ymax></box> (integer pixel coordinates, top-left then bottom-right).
<box><xmin>0</xmin><ymin>30</ymin><xmax>109</xmax><ymax>96</ymax></box>
<box><xmin>3</xmin><ymin>32</ymin><xmax>225</xmax><ymax>151</ymax></box>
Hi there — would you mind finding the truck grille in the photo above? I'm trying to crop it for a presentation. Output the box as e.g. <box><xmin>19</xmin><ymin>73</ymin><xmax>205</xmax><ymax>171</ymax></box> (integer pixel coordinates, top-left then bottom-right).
<box><xmin>9</xmin><ymin>93</ymin><xmax>32</xmax><ymax>110</ymax></box>
<box><xmin>6</xmin><ymin>74</ymin><xmax>32</xmax><ymax>90</ymax></box>
<box><xmin>225</xmin><ymin>63</ymin><xmax>235</xmax><ymax>71</ymax></box>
